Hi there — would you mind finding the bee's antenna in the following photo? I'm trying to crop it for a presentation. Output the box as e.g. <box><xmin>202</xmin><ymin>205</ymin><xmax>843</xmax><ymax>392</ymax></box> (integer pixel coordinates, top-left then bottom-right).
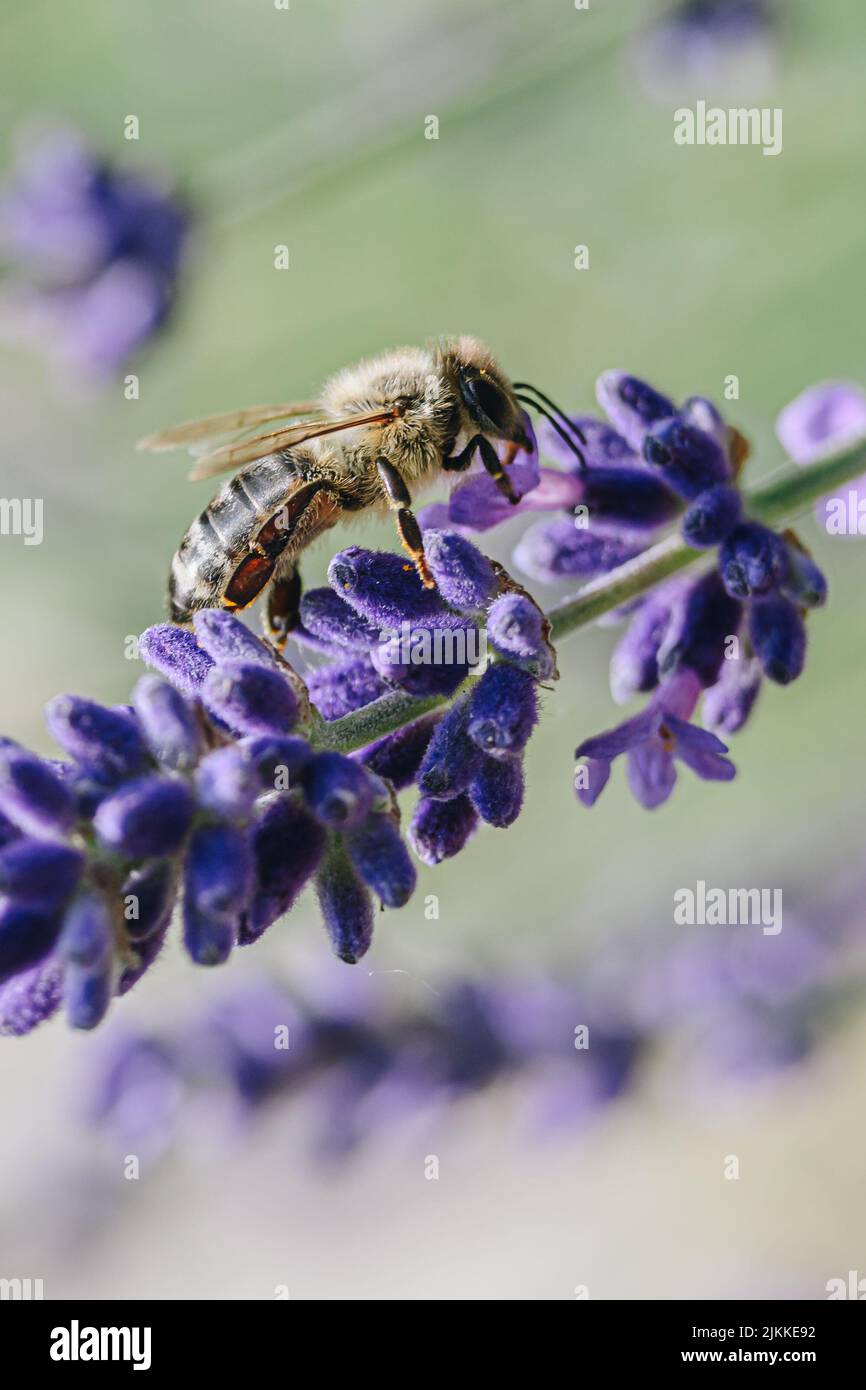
<box><xmin>514</xmin><ymin>389</ymin><xmax>587</xmax><ymax>470</ymax></box>
<box><xmin>512</xmin><ymin>383</ymin><xmax>589</xmax><ymax>446</ymax></box>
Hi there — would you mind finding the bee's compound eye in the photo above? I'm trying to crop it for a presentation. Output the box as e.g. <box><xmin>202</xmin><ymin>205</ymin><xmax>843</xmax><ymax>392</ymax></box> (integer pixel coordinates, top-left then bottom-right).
<box><xmin>224</xmin><ymin>553</ymin><xmax>275</xmax><ymax>609</ymax></box>
<box><xmin>459</xmin><ymin>370</ymin><xmax>510</xmax><ymax>431</ymax></box>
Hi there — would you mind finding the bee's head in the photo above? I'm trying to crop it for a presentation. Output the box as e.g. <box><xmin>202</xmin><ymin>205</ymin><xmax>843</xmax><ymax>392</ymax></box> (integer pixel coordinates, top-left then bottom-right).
<box><xmin>439</xmin><ymin>336</ymin><xmax>530</xmax><ymax>447</ymax></box>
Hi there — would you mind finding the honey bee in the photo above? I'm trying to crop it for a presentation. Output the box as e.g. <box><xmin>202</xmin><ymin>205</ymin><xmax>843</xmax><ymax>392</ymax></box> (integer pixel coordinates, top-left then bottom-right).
<box><xmin>138</xmin><ymin>335</ymin><xmax>586</xmax><ymax>645</ymax></box>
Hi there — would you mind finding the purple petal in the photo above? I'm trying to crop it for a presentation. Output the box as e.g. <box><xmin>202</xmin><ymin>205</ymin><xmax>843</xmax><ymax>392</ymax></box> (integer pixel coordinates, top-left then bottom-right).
<box><xmin>573</xmin><ymin>756</ymin><xmax>611</xmax><ymax>808</ymax></box>
<box><xmin>575</xmin><ymin>704</ymin><xmax>661</xmax><ymax>762</ymax></box>
<box><xmin>626</xmin><ymin>740</ymin><xmax>677</xmax><ymax>809</ymax></box>
<box><xmin>666</xmin><ymin>715</ymin><xmax>736</xmax><ymax>782</ymax></box>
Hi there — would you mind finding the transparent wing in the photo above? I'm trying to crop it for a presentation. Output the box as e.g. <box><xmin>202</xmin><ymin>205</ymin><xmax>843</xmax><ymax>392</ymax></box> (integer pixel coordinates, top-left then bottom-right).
<box><xmin>137</xmin><ymin>401</ymin><xmax>319</xmax><ymax>453</ymax></box>
<box><xmin>186</xmin><ymin>408</ymin><xmax>398</xmax><ymax>482</ymax></box>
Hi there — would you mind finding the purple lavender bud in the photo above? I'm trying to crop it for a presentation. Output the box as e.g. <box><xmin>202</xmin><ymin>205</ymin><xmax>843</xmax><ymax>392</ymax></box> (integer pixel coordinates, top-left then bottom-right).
<box><xmin>194</xmin><ymin>746</ymin><xmax>259</xmax><ymax>822</ymax></box>
<box><xmin>93</xmin><ymin>774</ymin><xmax>193</xmax><ymax>858</ymax></box>
<box><xmin>244</xmin><ymin>796</ymin><xmax>325</xmax><ymax>941</ymax></box>
<box><xmin>659</xmin><ymin>571</ymin><xmax>743</xmax><ymax>688</ymax></box>
<box><xmin>409</xmin><ymin>793</ymin><xmax>479</xmax><ymax>864</ymax></box>
<box><xmin>64</xmin><ymin>959</ymin><xmax>113</xmax><ymax>1030</ymax></box>
<box><xmin>681</xmin><ymin>483</ymin><xmax>742</xmax><ymax>548</ymax></box>
<box><xmin>120</xmin><ymin>860</ymin><xmax>175</xmax><ymax>941</ymax></box>
<box><xmin>719</xmin><ymin>522</ymin><xmax>789</xmax><ymax>599</ymax></box>
<box><xmin>468</xmin><ymin>754</ymin><xmax>524</xmax><ymax>827</ymax></box>
<box><xmin>62</xmin><ymin>764</ymin><xmax>114</xmax><ymax>820</ymax></box>
<box><xmin>0</xmin><ymin>900</ymin><xmax>62</xmax><ymax>984</ymax></box>
<box><xmin>573</xmin><ymin>467</ymin><xmax>682</xmax><ymax>530</ymax></box>
<box><xmin>610</xmin><ymin>587</ymin><xmax>680</xmax><ymax>703</ymax></box>
<box><xmin>513</xmin><ymin>518</ymin><xmax>642</xmax><ymax>583</ymax></box>
<box><xmin>139</xmin><ymin>623</ymin><xmax>214</xmax><ymax>695</ymax></box>
<box><xmin>782</xmin><ymin>545</ymin><xmax>827</xmax><ymax>609</ymax></box>
<box><xmin>301</xmin><ymin>752</ymin><xmax>375</xmax><ymax>830</ymax></box>
<box><xmin>328</xmin><ymin>547</ymin><xmax>443</xmax><ymax>625</ymax></box>
<box><xmin>117</xmin><ymin>917</ymin><xmax>170</xmax><ymax>995</ymax></box>
<box><xmin>132</xmin><ymin>674</ymin><xmax>201</xmax><ymax>772</ymax></box>
<box><xmin>299</xmin><ymin>589</ymin><xmax>380</xmax><ymax>649</ymax></box>
<box><xmin>0</xmin><ymin>747</ymin><xmax>74</xmax><ymax>837</ymax></box>
<box><xmin>0</xmin><ymin>811</ymin><xmax>21</xmax><ymax>851</ymax></box>
<box><xmin>748</xmin><ymin>596</ymin><xmax>807</xmax><ymax>685</ymax></box>
<box><xmin>183</xmin><ymin>824</ymin><xmax>252</xmax><ymax>965</ymax></box>
<box><xmin>186</xmin><ymin>823</ymin><xmax>252</xmax><ymax>920</ymax></box>
<box><xmin>358</xmin><ymin>715</ymin><xmax>439</xmax><ymax>790</ymax></box>
<box><xmin>537</xmin><ymin>415</ymin><xmax>639</xmax><ymax>471</ymax></box>
<box><xmin>416</xmin><ymin>697</ymin><xmax>482</xmax><ymax>799</ymax></box>
<box><xmin>596</xmin><ymin>370</ymin><xmax>676</xmax><ymax>450</ymax></box>
<box><xmin>422</xmin><ymin>530</ymin><xmax>496</xmax><ymax>609</ymax></box>
<box><xmin>681</xmin><ymin>395</ymin><xmax>730</xmax><ymax>455</ymax></box>
<box><xmin>0</xmin><ymin>838</ymin><xmax>83</xmax><ymax>908</ymax></box>
<box><xmin>643</xmin><ymin>417</ymin><xmax>731</xmax><ymax>499</ymax></box>
<box><xmin>702</xmin><ymin>657</ymin><xmax>763</xmax><ymax>736</ymax></box>
<box><xmin>45</xmin><ymin>695</ymin><xmax>148</xmax><ymax>780</ymax></box>
<box><xmin>58</xmin><ymin>892</ymin><xmax>112</xmax><ymax>967</ymax></box>
<box><xmin>203</xmin><ymin>661</ymin><xmax>298</xmax><ymax>735</ymax></box>
<box><xmin>240</xmin><ymin>734</ymin><xmax>312</xmax><ymax>790</ymax></box>
<box><xmin>306</xmin><ymin>654</ymin><xmax>389</xmax><ymax>721</ymax></box>
<box><xmin>0</xmin><ymin>957</ymin><xmax>63</xmax><ymax>1036</ymax></box>
<box><xmin>316</xmin><ymin>839</ymin><xmax>375</xmax><ymax>963</ymax></box>
<box><xmin>370</xmin><ymin>639</ymin><xmax>470</xmax><ymax>699</ymax></box>
<box><xmin>345</xmin><ymin>814</ymin><xmax>416</xmax><ymax>908</ymax></box>
<box><xmin>486</xmin><ymin>593</ymin><xmax>551</xmax><ymax>673</ymax></box>
<box><xmin>192</xmin><ymin>609</ymin><xmax>276</xmax><ymax>668</ymax></box>
<box><xmin>467</xmin><ymin>665</ymin><xmax>538</xmax><ymax>756</ymax></box>
<box><xmin>776</xmin><ymin>379</ymin><xmax>866</xmax><ymax>465</ymax></box>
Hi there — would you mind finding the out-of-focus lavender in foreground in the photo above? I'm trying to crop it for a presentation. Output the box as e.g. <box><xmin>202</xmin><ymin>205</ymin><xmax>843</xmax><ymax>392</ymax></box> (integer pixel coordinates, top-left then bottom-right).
<box><xmin>85</xmin><ymin>885</ymin><xmax>866</xmax><ymax>1166</ymax></box>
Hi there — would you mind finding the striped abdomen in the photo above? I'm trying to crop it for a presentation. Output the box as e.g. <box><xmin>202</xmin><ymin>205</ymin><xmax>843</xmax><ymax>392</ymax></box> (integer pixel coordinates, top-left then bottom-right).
<box><xmin>168</xmin><ymin>450</ymin><xmax>332</xmax><ymax>623</ymax></box>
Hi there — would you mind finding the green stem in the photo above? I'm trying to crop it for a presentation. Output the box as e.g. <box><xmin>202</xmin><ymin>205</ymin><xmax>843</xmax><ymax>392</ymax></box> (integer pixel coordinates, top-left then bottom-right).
<box><xmin>309</xmin><ymin>436</ymin><xmax>866</xmax><ymax>755</ymax></box>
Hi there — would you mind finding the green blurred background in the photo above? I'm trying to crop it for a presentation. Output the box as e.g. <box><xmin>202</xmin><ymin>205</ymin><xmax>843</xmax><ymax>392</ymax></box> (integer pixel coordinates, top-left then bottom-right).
<box><xmin>1</xmin><ymin>0</ymin><xmax>865</xmax><ymax>1299</ymax></box>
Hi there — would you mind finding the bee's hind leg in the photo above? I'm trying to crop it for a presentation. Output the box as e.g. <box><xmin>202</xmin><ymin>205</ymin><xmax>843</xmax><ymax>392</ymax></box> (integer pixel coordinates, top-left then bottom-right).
<box><xmin>263</xmin><ymin>565</ymin><xmax>303</xmax><ymax>649</ymax></box>
<box><xmin>376</xmin><ymin>457</ymin><xmax>435</xmax><ymax>590</ymax></box>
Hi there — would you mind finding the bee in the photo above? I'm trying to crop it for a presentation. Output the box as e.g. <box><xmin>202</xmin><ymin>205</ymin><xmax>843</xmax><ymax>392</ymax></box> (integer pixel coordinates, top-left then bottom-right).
<box><xmin>138</xmin><ymin>335</ymin><xmax>586</xmax><ymax>645</ymax></box>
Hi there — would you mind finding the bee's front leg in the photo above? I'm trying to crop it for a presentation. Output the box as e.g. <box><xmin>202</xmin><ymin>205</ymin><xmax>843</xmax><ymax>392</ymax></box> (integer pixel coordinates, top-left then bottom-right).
<box><xmin>376</xmin><ymin>457</ymin><xmax>435</xmax><ymax>590</ymax></box>
<box><xmin>443</xmin><ymin>434</ymin><xmax>519</xmax><ymax>504</ymax></box>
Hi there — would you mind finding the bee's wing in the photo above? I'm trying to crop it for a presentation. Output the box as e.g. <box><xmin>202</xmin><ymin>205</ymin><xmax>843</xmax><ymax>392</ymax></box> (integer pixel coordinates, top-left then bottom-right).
<box><xmin>185</xmin><ymin>408</ymin><xmax>398</xmax><ymax>482</ymax></box>
<box><xmin>137</xmin><ymin>401</ymin><xmax>319</xmax><ymax>453</ymax></box>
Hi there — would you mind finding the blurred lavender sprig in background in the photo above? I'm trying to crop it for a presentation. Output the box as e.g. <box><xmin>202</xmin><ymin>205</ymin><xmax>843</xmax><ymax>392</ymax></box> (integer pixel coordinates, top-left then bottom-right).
<box><xmin>0</xmin><ymin>125</ymin><xmax>190</xmax><ymax>378</ymax></box>
<box><xmin>84</xmin><ymin>880</ymin><xmax>866</xmax><ymax>1166</ymax></box>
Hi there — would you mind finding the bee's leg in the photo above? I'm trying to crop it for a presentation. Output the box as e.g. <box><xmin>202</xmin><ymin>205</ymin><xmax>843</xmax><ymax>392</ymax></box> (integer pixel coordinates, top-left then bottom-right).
<box><xmin>264</xmin><ymin>565</ymin><xmax>303</xmax><ymax>648</ymax></box>
<box><xmin>475</xmin><ymin>435</ymin><xmax>520</xmax><ymax>505</ymax></box>
<box><xmin>442</xmin><ymin>434</ymin><xmax>481</xmax><ymax>472</ymax></box>
<box><xmin>376</xmin><ymin>457</ymin><xmax>435</xmax><ymax>590</ymax></box>
<box><xmin>442</xmin><ymin>434</ymin><xmax>519</xmax><ymax>504</ymax></box>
